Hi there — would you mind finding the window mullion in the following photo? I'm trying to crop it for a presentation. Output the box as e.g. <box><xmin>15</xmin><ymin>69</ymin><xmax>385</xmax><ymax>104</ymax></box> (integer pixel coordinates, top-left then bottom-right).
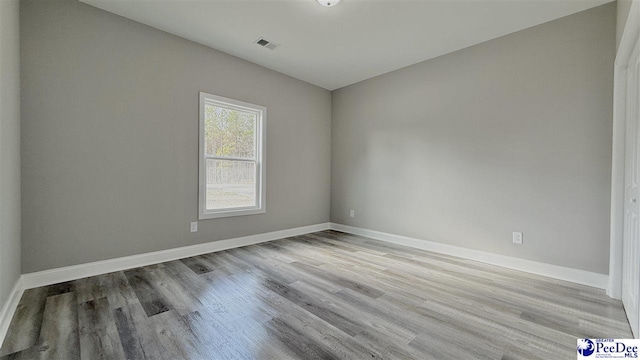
<box><xmin>206</xmin><ymin>155</ymin><xmax>256</xmax><ymax>162</ymax></box>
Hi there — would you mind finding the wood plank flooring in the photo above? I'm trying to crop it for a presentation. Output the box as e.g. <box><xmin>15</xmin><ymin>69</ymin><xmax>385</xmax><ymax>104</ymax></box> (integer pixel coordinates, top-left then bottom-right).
<box><xmin>0</xmin><ymin>230</ymin><xmax>632</xmax><ymax>359</ymax></box>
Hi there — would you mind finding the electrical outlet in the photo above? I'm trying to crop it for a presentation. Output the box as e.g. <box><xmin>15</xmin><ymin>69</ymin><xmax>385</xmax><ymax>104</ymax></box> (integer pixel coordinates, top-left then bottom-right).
<box><xmin>512</xmin><ymin>232</ymin><xmax>523</xmax><ymax>245</ymax></box>
<box><xmin>349</xmin><ymin>209</ymin><xmax>355</xmax><ymax>218</ymax></box>
<box><xmin>190</xmin><ymin>222</ymin><xmax>198</xmax><ymax>233</ymax></box>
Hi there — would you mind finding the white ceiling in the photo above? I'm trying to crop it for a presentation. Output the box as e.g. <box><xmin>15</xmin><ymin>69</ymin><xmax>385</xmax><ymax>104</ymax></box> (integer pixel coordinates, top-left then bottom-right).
<box><xmin>80</xmin><ymin>0</ymin><xmax>613</xmax><ymax>90</ymax></box>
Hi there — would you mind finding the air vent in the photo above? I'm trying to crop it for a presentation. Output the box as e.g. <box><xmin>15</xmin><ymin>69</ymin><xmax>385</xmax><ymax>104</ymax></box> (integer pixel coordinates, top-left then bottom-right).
<box><xmin>254</xmin><ymin>37</ymin><xmax>279</xmax><ymax>50</ymax></box>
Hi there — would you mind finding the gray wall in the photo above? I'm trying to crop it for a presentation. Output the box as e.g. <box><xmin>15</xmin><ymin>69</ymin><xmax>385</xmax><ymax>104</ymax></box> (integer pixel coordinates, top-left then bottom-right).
<box><xmin>21</xmin><ymin>0</ymin><xmax>331</xmax><ymax>273</ymax></box>
<box><xmin>617</xmin><ymin>0</ymin><xmax>633</xmax><ymax>49</ymax></box>
<box><xmin>331</xmin><ymin>4</ymin><xmax>615</xmax><ymax>274</ymax></box>
<box><xmin>0</xmin><ymin>0</ymin><xmax>21</xmax><ymax>306</ymax></box>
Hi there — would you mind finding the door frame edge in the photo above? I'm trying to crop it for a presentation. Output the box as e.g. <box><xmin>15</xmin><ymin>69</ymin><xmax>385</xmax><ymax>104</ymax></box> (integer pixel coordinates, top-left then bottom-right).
<box><xmin>609</xmin><ymin>0</ymin><xmax>640</xmax><ymax>302</ymax></box>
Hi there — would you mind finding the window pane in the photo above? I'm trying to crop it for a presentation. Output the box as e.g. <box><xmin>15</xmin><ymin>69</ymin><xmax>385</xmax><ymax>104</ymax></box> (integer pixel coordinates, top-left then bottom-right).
<box><xmin>204</xmin><ymin>104</ymin><xmax>256</xmax><ymax>159</ymax></box>
<box><xmin>206</xmin><ymin>159</ymin><xmax>256</xmax><ymax>210</ymax></box>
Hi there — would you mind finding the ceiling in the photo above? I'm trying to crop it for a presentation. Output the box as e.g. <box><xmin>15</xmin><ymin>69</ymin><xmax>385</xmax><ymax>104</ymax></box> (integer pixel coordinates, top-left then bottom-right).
<box><xmin>80</xmin><ymin>0</ymin><xmax>613</xmax><ymax>91</ymax></box>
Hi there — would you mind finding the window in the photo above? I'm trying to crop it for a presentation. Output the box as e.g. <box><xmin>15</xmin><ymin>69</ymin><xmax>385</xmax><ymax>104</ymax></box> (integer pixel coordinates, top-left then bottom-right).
<box><xmin>199</xmin><ymin>92</ymin><xmax>266</xmax><ymax>219</ymax></box>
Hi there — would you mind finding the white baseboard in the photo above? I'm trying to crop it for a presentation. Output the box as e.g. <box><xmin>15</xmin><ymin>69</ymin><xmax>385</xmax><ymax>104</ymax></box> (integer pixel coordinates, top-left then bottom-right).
<box><xmin>0</xmin><ymin>277</ymin><xmax>23</xmax><ymax>348</ymax></box>
<box><xmin>330</xmin><ymin>223</ymin><xmax>609</xmax><ymax>290</ymax></box>
<box><xmin>21</xmin><ymin>222</ymin><xmax>331</xmax><ymax>290</ymax></box>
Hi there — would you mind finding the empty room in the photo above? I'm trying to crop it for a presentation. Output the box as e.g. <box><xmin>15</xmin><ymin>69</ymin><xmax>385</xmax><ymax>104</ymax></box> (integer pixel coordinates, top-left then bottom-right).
<box><xmin>0</xmin><ymin>0</ymin><xmax>639</xmax><ymax>358</ymax></box>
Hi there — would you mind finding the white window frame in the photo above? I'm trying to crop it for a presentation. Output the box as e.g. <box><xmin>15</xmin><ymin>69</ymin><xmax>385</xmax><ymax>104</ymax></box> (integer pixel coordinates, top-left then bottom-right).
<box><xmin>199</xmin><ymin>92</ymin><xmax>266</xmax><ymax>220</ymax></box>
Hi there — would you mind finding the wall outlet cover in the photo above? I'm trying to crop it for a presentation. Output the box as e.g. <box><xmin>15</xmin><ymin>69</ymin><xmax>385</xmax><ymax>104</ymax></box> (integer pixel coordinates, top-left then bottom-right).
<box><xmin>512</xmin><ymin>232</ymin><xmax>523</xmax><ymax>245</ymax></box>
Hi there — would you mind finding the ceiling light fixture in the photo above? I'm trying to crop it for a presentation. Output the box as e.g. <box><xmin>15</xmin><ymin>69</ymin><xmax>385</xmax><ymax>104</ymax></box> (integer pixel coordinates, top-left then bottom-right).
<box><xmin>317</xmin><ymin>0</ymin><xmax>341</xmax><ymax>7</ymax></box>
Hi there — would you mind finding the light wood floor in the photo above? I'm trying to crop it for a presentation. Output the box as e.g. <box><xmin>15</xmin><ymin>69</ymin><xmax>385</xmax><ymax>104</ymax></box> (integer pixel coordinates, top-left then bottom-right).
<box><xmin>0</xmin><ymin>230</ymin><xmax>632</xmax><ymax>359</ymax></box>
